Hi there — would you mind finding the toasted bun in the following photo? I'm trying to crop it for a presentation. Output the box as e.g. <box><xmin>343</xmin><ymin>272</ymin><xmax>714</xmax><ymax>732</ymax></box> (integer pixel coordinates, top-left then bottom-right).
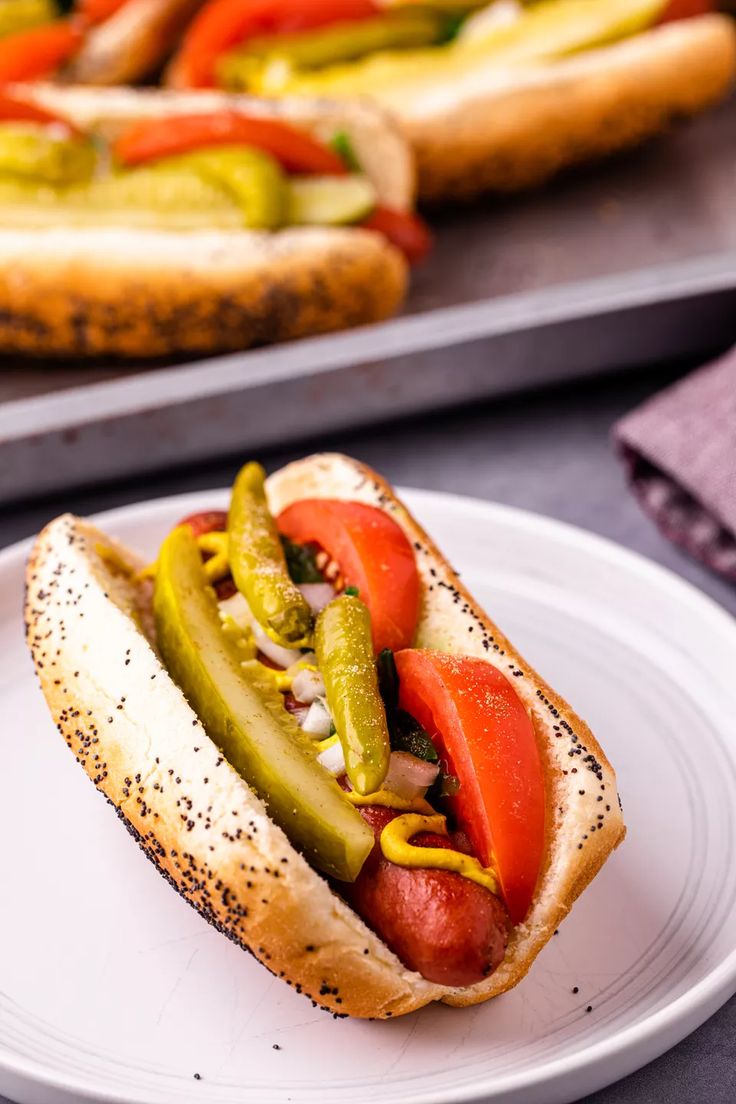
<box><xmin>62</xmin><ymin>0</ymin><xmax>204</xmax><ymax>85</ymax></box>
<box><xmin>25</xmin><ymin>455</ymin><xmax>625</xmax><ymax>1018</ymax></box>
<box><xmin>343</xmin><ymin>14</ymin><xmax>736</xmax><ymax>201</ymax></box>
<box><xmin>0</xmin><ymin>86</ymin><xmax>411</xmax><ymax>358</ymax></box>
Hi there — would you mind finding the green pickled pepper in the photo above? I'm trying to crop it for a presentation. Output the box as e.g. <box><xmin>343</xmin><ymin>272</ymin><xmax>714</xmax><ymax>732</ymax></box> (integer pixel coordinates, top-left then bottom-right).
<box><xmin>228</xmin><ymin>462</ymin><xmax>313</xmax><ymax>646</ymax></box>
<box><xmin>153</xmin><ymin>525</ymin><xmax>373</xmax><ymax>882</ymax></box>
<box><xmin>316</xmin><ymin>594</ymin><xmax>391</xmax><ymax>796</ymax></box>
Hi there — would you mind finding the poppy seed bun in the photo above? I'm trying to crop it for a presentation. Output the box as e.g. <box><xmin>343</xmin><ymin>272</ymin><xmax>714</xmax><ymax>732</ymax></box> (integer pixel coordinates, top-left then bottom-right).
<box><xmin>0</xmin><ymin>86</ymin><xmax>411</xmax><ymax>358</ymax></box>
<box><xmin>25</xmin><ymin>455</ymin><xmax>625</xmax><ymax>1017</ymax></box>
<box><xmin>397</xmin><ymin>14</ymin><xmax>736</xmax><ymax>201</ymax></box>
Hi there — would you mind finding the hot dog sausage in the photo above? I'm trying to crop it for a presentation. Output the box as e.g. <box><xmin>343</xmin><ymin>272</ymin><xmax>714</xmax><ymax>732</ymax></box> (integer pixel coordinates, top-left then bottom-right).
<box><xmin>344</xmin><ymin>805</ymin><xmax>510</xmax><ymax>987</ymax></box>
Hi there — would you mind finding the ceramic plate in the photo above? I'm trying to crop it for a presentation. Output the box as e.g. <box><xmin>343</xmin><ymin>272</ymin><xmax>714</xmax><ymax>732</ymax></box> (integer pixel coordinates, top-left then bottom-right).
<box><xmin>1</xmin><ymin>489</ymin><xmax>735</xmax><ymax>1104</ymax></box>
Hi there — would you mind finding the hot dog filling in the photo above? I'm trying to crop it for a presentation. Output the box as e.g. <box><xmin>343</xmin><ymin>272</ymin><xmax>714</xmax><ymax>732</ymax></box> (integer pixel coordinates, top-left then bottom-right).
<box><xmin>0</xmin><ymin>0</ymin><xmax>136</xmax><ymax>82</ymax></box>
<box><xmin>147</xmin><ymin>463</ymin><xmax>546</xmax><ymax>988</ymax></box>
<box><xmin>0</xmin><ymin>95</ymin><xmax>430</xmax><ymax>260</ymax></box>
<box><xmin>171</xmin><ymin>0</ymin><xmax>715</xmax><ymax>103</ymax></box>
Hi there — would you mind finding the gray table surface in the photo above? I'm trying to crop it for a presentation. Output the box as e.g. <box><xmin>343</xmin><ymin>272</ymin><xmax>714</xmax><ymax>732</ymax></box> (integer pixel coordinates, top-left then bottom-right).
<box><xmin>1</xmin><ymin>363</ymin><xmax>734</xmax><ymax>1104</ymax></box>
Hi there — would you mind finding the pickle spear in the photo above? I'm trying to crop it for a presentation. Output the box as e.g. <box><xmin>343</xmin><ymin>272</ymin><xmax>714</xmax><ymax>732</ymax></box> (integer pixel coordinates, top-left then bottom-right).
<box><xmin>228</xmin><ymin>462</ymin><xmax>313</xmax><ymax>647</ymax></box>
<box><xmin>316</xmin><ymin>594</ymin><xmax>391</xmax><ymax>796</ymax></box>
<box><xmin>218</xmin><ymin>8</ymin><xmax>450</xmax><ymax>92</ymax></box>
<box><xmin>154</xmin><ymin>525</ymin><xmax>373</xmax><ymax>882</ymax></box>
<box><xmin>0</xmin><ymin>126</ymin><xmax>95</xmax><ymax>185</ymax></box>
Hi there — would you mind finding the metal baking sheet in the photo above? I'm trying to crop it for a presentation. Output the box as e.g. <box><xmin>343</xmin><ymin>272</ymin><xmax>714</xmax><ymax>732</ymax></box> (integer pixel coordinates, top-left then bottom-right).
<box><xmin>1</xmin><ymin>94</ymin><xmax>735</xmax><ymax>504</ymax></box>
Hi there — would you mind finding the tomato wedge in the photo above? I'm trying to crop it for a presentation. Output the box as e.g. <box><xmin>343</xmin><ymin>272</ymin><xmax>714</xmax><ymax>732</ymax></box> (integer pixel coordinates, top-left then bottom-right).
<box><xmin>362</xmin><ymin>206</ymin><xmax>433</xmax><ymax>266</ymax></box>
<box><xmin>175</xmin><ymin>0</ymin><xmax>378</xmax><ymax>88</ymax></box>
<box><xmin>0</xmin><ymin>91</ymin><xmax>79</xmax><ymax>134</ymax></box>
<box><xmin>114</xmin><ymin>112</ymin><xmax>347</xmax><ymax>175</ymax></box>
<box><xmin>0</xmin><ymin>21</ymin><xmax>83</xmax><ymax>81</ymax></box>
<box><xmin>77</xmin><ymin>0</ymin><xmax>129</xmax><ymax>25</ymax></box>
<box><xmin>178</xmin><ymin>510</ymin><xmax>228</xmax><ymax>538</ymax></box>
<box><xmin>394</xmin><ymin>650</ymin><xmax>545</xmax><ymax>923</ymax></box>
<box><xmin>277</xmin><ymin>500</ymin><xmax>419</xmax><ymax>654</ymax></box>
<box><xmin>656</xmin><ymin>0</ymin><xmax>712</xmax><ymax>22</ymax></box>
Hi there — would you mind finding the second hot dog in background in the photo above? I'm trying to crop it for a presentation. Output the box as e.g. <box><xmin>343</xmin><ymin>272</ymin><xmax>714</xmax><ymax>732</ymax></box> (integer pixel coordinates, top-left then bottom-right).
<box><xmin>167</xmin><ymin>0</ymin><xmax>736</xmax><ymax>201</ymax></box>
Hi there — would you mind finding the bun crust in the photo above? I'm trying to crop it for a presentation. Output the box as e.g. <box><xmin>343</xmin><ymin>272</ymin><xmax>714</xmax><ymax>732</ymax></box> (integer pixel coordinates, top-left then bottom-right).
<box><xmin>373</xmin><ymin>15</ymin><xmax>736</xmax><ymax>201</ymax></box>
<box><xmin>25</xmin><ymin>456</ymin><xmax>625</xmax><ymax>1017</ymax></box>
<box><xmin>0</xmin><ymin>86</ymin><xmax>411</xmax><ymax>358</ymax></box>
<box><xmin>0</xmin><ymin>226</ymin><xmax>405</xmax><ymax>358</ymax></box>
<box><xmin>63</xmin><ymin>0</ymin><xmax>204</xmax><ymax>85</ymax></box>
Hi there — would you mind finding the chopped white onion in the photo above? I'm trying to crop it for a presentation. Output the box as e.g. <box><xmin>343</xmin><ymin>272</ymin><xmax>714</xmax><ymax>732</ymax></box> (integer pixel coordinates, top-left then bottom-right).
<box><xmin>218</xmin><ymin>591</ymin><xmax>251</xmax><ymax>631</ymax></box>
<box><xmin>250</xmin><ymin>619</ymin><xmax>302</xmax><ymax>669</ymax></box>
<box><xmin>317</xmin><ymin>738</ymin><xmax>346</xmax><ymax>776</ymax></box>
<box><xmin>298</xmin><ymin>582</ymin><xmax>335</xmax><ymax>613</ymax></box>
<box><xmin>291</xmin><ymin>667</ymin><xmax>326</xmax><ymax>704</ymax></box>
<box><xmin>219</xmin><ymin>590</ymin><xmax>303</xmax><ymax>668</ymax></box>
<box><xmin>384</xmin><ymin>751</ymin><xmax>439</xmax><ymax>800</ymax></box>
<box><xmin>301</xmin><ymin>698</ymin><xmax>333</xmax><ymax>737</ymax></box>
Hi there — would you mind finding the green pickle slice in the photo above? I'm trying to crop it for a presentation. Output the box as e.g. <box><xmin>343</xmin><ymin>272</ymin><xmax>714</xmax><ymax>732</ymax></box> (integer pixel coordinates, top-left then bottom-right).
<box><xmin>218</xmin><ymin>8</ymin><xmax>450</xmax><ymax>92</ymax></box>
<box><xmin>286</xmin><ymin>174</ymin><xmax>376</xmax><ymax>226</ymax></box>
<box><xmin>228</xmin><ymin>462</ymin><xmax>313</xmax><ymax>646</ymax></box>
<box><xmin>153</xmin><ymin>525</ymin><xmax>373</xmax><ymax>882</ymax></box>
<box><xmin>316</xmin><ymin>594</ymin><xmax>391</xmax><ymax>796</ymax></box>
<box><xmin>247</xmin><ymin>0</ymin><xmax>668</xmax><ymax>99</ymax></box>
<box><xmin>0</xmin><ymin>125</ymin><xmax>96</xmax><ymax>186</ymax></box>
<box><xmin>455</xmin><ymin>0</ymin><xmax>668</xmax><ymax>59</ymax></box>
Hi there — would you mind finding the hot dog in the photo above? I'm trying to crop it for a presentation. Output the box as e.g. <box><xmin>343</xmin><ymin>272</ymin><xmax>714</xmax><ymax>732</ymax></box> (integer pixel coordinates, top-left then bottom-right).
<box><xmin>0</xmin><ymin>84</ymin><xmax>418</xmax><ymax>357</ymax></box>
<box><xmin>25</xmin><ymin>453</ymin><xmax>626</xmax><ymax>1018</ymax></box>
<box><xmin>165</xmin><ymin>0</ymin><xmax>736</xmax><ymax>202</ymax></box>
<box><xmin>0</xmin><ymin>0</ymin><xmax>202</xmax><ymax>84</ymax></box>
<box><xmin>347</xmin><ymin>805</ymin><xmax>510</xmax><ymax>987</ymax></box>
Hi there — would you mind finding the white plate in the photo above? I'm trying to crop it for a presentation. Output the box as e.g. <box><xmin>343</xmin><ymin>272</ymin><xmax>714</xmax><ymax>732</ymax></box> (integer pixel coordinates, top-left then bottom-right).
<box><xmin>1</xmin><ymin>489</ymin><xmax>735</xmax><ymax>1104</ymax></box>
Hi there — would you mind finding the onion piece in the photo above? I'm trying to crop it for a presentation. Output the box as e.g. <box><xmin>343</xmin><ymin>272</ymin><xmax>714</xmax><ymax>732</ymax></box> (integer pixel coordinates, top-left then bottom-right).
<box><xmin>317</xmin><ymin>737</ymin><xmax>346</xmax><ymax>776</ymax></box>
<box><xmin>298</xmin><ymin>582</ymin><xmax>335</xmax><ymax>614</ymax></box>
<box><xmin>219</xmin><ymin>589</ymin><xmax>303</xmax><ymax>668</ymax></box>
<box><xmin>384</xmin><ymin>751</ymin><xmax>439</xmax><ymax>800</ymax></box>
<box><xmin>250</xmin><ymin>619</ymin><xmax>302</xmax><ymax>669</ymax></box>
<box><xmin>301</xmin><ymin>698</ymin><xmax>333</xmax><ymax>737</ymax></box>
<box><xmin>291</xmin><ymin>667</ymin><xmax>326</xmax><ymax>704</ymax></box>
<box><xmin>218</xmin><ymin>591</ymin><xmax>251</xmax><ymax>631</ymax></box>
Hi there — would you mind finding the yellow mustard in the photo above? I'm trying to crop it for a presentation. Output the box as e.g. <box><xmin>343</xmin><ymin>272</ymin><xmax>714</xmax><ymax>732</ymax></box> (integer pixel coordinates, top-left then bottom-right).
<box><xmin>136</xmin><ymin>530</ymin><xmax>230</xmax><ymax>584</ymax></box>
<box><xmin>197</xmin><ymin>531</ymin><xmax>229</xmax><ymax>582</ymax></box>
<box><xmin>346</xmin><ymin>789</ymin><xmax>435</xmax><ymax>815</ymax></box>
<box><xmin>380</xmin><ymin>813</ymin><xmax>500</xmax><ymax>895</ymax></box>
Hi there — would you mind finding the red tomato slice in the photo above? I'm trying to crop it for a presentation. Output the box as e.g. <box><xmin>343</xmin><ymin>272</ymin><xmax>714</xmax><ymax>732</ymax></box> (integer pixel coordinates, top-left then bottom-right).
<box><xmin>394</xmin><ymin>650</ymin><xmax>546</xmax><ymax>923</ymax></box>
<box><xmin>0</xmin><ymin>91</ymin><xmax>79</xmax><ymax>133</ymax></box>
<box><xmin>177</xmin><ymin>509</ymin><xmax>228</xmax><ymax>538</ymax></box>
<box><xmin>0</xmin><ymin>21</ymin><xmax>83</xmax><ymax>81</ymax></box>
<box><xmin>76</xmin><ymin>0</ymin><xmax>128</xmax><ymax>26</ymax></box>
<box><xmin>362</xmin><ymin>206</ymin><xmax>433</xmax><ymax>266</ymax></box>
<box><xmin>277</xmin><ymin>499</ymin><xmax>419</xmax><ymax>654</ymax></box>
<box><xmin>656</xmin><ymin>0</ymin><xmax>713</xmax><ymax>22</ymax></box>
<box><xmin>175</xmin><ymin>0</ymin><xmax>378</xmax><ymax>88</ymax></box>
<box><xmin>114</xmin><ymin>112</ymin><xmax>347</xmax><ymax>175</ymax></box>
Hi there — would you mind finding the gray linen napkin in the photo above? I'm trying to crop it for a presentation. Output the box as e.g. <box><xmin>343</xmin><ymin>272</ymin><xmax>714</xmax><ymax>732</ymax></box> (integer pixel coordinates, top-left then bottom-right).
<box><xmin>614</xmin><ymin>346</ymin><xmax>736</xmax><ymax>581</ymax></box>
